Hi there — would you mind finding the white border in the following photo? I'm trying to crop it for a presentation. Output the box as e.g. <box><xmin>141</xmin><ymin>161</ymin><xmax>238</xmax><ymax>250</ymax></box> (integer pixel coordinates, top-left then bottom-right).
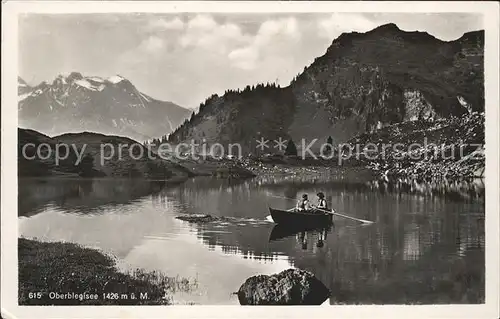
<box><xmin>2</xmin><ymin>2</ymin><xmax>499</xmax><ymax>319</ymax></box>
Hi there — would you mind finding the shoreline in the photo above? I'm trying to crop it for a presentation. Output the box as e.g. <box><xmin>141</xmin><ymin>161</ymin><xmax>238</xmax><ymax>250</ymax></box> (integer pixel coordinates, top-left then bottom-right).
<box><xmin>18</xmin><ymin>238</ymin><xmax>196</xmax><ymax>305</ymax></box>
<box><xmin>19</xmin><ymin>159</ymin><xmax>485</xmax><ymax>201</ymax></box>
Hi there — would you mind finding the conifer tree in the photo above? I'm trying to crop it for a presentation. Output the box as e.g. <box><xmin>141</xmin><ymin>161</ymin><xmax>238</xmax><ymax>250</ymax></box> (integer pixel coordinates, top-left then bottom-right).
<box><xmin>284</xmin><ymin>140</ymin><xmax>298</xmax><ymax>156</ymax></box>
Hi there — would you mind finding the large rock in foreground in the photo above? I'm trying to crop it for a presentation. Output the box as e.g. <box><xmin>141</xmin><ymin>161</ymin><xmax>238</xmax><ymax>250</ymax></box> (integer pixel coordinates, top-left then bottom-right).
<box><xmin>237</xmin><ymin>268</ymin><xmax>330</xmax><ymax>305</ymax></box>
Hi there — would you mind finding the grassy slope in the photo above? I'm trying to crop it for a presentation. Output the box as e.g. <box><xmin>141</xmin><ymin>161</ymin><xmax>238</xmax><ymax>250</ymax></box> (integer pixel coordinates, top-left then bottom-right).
<box><xmin>18</xmin><ymin>128</ymin><xmax>193</xmax><ymax>179</ymax></box>
<box><xmin>55</xmin><ymin>131</ymin><xmax>193</xmax><ymax>179</ymax></box>
<box><xmin>19</xmin><ymin>238</ymin><xmax>197</xmax><ymax>305</ymax></box>
<box><xmin>19</xmin><ymin>128</ymin><xmax>255</xmax><ymax>179</ymax></box>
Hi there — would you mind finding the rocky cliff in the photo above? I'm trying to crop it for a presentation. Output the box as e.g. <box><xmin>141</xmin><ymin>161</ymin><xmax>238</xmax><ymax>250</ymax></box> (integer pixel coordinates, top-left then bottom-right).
<box><xmin>167</xmin><ymin>23</ymin><xmax>484</xmax><ymax>154</ymax></box>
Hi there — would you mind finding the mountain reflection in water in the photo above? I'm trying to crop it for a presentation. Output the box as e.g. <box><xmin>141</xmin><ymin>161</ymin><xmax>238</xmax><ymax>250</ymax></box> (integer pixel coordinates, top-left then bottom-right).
<box><xmin>18</xmin><ymin>175</ymin><xmax>484</xmax><ymax>304</ymax></box>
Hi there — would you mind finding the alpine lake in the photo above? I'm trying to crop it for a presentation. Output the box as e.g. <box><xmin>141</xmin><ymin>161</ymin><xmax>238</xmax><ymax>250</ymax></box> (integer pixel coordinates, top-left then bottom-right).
<box><xmin>19</xmin><ymin>174</ymin><xmax>485</xmax><ymax>305</ymax></box>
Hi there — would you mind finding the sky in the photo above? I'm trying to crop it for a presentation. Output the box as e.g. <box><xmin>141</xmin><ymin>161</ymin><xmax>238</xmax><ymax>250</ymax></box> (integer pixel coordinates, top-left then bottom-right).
<box><xmin>19</xmin><ymin>13</ymin><xmax>483</xmax><ymax>109</ymax></box>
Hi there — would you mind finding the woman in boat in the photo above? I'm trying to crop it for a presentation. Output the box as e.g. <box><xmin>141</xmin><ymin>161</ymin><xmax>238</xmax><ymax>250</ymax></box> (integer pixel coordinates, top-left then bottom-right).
<box><xmin>296</xmin><ymin>194</ymin><xmax>312</xmax><ymax>211</ymax></box>
<box><xmin>315</xmin><ymin>192</ymin><xmax>328</xmax><ymax>212</ymax></box>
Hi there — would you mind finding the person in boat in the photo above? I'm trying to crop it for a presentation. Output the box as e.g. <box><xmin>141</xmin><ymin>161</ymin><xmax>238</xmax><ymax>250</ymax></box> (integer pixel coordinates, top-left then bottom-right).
<box><xmin>314</xmin><ymin>192</ymin><xmax>328</xmax><ymax>213</ymax></box>
<box><xmin>296</xmin><ymin>194</ymin><xmax>312</xmax><ymax>212</ymax></box>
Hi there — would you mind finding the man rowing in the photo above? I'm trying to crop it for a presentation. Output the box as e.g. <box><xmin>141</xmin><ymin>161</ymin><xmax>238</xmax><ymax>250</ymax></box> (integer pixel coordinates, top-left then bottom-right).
<box><xmin>315</xmin><ymin>192</ymin><xmax>328</xmax><ymax>211</ymax></box>
<box><xmin>296</xmin><ymin>194</ymin><xmax>312</xmax><ymax>211</ymax></box>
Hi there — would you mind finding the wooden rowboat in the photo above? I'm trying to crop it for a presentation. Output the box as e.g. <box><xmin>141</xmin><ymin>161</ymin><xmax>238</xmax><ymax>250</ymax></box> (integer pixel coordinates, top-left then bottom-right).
<box><xmin>269</xmin><ymin>207</ymin><xmax>333</xmax><ymax>227</ymax></box>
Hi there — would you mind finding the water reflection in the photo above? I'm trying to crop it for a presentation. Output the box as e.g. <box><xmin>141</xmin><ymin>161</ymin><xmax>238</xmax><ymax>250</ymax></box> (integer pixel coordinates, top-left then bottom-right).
<box><xmin>18</xmin><ymin>178</ymin><xmax>169</xmax><ymax>216</ymax></box>
<box><xmin>269</xmin><ymin>224</ymin><xmax>332</xmax><ymax>244</ymax></box>
<box><xmin>18</xmin><ymin>175</ymin><xmax>485</xmax><ymax>304</ymax></box>
<box><xmin>294</xmin><ymin>229</ymin><xmax>329</xmax><ymax>250</ymax></box>
<box><xmin>367</xmin><ymin>177</ymin><xmax>485</xmax><ymax>201</ymax></box>
<box><xmin>167</xmin><ymin>176</ymin><xmax>484</xmax><ymax>303</ymax></box>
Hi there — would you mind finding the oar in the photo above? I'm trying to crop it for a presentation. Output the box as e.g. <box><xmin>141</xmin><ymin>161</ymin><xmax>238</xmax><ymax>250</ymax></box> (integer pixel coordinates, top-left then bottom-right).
<box><xmin>314</xmin><ymin>207</ymin><xmax>373</xmax><ymax>224</ymax></box>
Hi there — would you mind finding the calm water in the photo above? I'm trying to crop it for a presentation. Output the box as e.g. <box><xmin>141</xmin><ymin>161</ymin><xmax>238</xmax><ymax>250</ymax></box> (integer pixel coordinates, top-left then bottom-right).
<box><xmin>18</xmin><ymin>176</ymin><xmax>485</xmax><ymax>305</ymax></box>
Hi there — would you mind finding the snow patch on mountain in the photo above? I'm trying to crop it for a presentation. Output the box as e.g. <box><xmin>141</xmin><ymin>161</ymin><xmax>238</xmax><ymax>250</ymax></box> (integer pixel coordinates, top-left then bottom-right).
<box><xmin>107</xmin><ymin>75</ymin><xmax>125</xmax><ymax>84</ymax></box>
<box><xmin>165</xmin><ymin>116</ymin><xmax>175</xmax><ymax>132</ymax></box>
<box><xmin>74</xmin><ymin>79</ymin><xmax>99</xmax><ymax>91</ymax></box>
<box><xmin>73</xmin><ymin>79</ymin><xmax>106</xmax><ymax>92</ymax></box>
<box><xmin>59</xmin><ymin>71</ymin><xmax>72</xmax><ymax>78</ymax></box>
<box><xmin>88</xmin><ymin>76</ymin><xmax>105</xmax><ymax>83</ymax></box>
<box><xmin>32</xmin><ymin>89</ymin><xmax>44</xmax><ymax>97</ymax></box>
<box><xmin>457</xmin><ymin>96</ymin><xmax>472</xmax><ymax>113</ymax></box>
<box><xmin>18</xmin><ymin>92</ymin><xmax>31</xmax><ymax>102</ymax></box>
<box><xmin>140</xmin><ymin>93</ymin><xmax>151</xmax><ymax>102</ymax></box>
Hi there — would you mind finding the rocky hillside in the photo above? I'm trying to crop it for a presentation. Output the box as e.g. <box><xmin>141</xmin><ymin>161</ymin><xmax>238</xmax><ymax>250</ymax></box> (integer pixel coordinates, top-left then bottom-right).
<box><xmin>18</xmin><ymin>73</ymin><xmax>192</xmax><ymax>142</ymax></box>
<box><xmin>167</xmin><ymin>23</ymin><xmax>484</xmax><ymax>154</ymax></box>
<box><xmin>18</xmin><ymin>128</ymin><xmax>193</xmax><ymax>179</ymax></box>
<box><xmin>348</xmin><ymin>112</ymin><xmax>485</xmax><ymax>181</ymax></box>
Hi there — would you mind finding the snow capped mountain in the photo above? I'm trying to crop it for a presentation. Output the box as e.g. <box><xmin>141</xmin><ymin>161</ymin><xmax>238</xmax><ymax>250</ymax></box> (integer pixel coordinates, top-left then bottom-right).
<box><xmin>107</xmin><ymin>75</ymin><xmax>125</xmax><ymax>84</ymax></box>
<box><xmin>18</xmin><ymin>73</ymin><xmax>192</xmax><ymax>142</ymax></box>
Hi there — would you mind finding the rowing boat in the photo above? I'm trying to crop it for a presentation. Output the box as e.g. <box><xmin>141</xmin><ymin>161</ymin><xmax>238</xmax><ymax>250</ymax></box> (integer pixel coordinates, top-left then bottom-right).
<box><xmin>268</xmin><ymin>207</ymin><xmax>333</xmax><ymax>227</ymax></box>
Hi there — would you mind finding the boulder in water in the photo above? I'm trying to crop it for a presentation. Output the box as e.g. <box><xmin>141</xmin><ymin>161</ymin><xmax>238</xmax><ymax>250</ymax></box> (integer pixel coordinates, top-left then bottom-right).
<box><xmin>237</xmin><ymin>268</ymin><xmax>330</xmax><ymax>305</ymax></box>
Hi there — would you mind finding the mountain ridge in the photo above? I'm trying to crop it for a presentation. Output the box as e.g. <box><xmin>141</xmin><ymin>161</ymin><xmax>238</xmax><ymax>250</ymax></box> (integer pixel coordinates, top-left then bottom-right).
<box><xmin>167</xmin><ymin>23</ymin><xmax>484</xmax><ymax>154</ymax></box>
<box><xmin>18</xmin><ymin>127</ymin><xmax>193</xmax><ymax>179</ymax></box>
<box><xmin>18</xmin><ymin>73</ymin><xmax>192</xmax><ymax>142</ymax></box>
